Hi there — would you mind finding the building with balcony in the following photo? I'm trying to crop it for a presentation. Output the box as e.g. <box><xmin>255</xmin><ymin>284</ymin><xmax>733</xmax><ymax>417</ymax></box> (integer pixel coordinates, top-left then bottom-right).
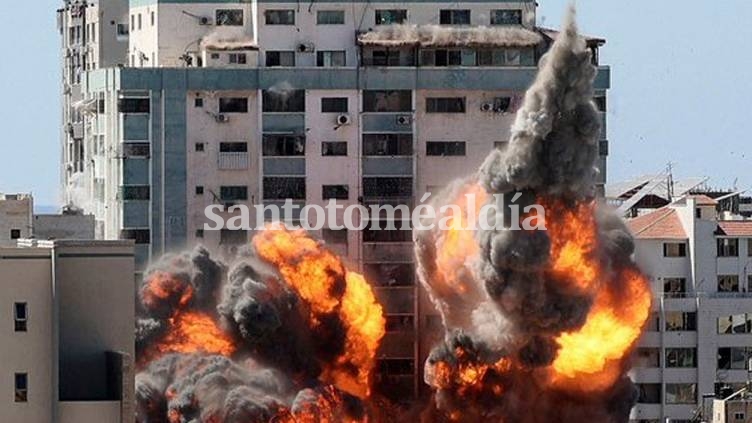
<box><xmin>0</xmin><ymin>240</ymin><xmax>134</xmax><ymax>423</ymax></box>
<box><xmin>57</xmin><ymin>0</ymin><xmax>610</xmax><ymax>402</ymax></box>
<box><xmin>627</xmin><ymin>196</ymin><xmax>752</xmax><ymax>423</ymax></box>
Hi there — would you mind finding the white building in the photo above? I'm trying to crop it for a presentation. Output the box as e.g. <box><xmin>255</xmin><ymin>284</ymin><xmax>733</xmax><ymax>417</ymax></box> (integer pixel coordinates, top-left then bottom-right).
<box><xmin>0</xmin><ymin>193</ymin><xmax>33</xmax><ymax>247</ymax></box>
<box><xmin>627</xmin><ymin>195</ymin><xmax>752</xmax><ymax>423</ymax></box>
<box><xmin>0</xmin><ymin>240</ymin><xmax>135</xmax><ymax>423</ymax></box>
<box><xmin>57</xmin><ymin>0</ymin><xmax>610</xmax><ymax>401</ymax></box>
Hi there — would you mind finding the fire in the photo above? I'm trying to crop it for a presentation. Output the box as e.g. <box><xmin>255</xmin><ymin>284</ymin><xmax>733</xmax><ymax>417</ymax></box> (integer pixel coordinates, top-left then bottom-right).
<box><xmin>141</xmin><ymin>270</ymin><xmax>194</xmax><ymax>310</ymax></box>
<box><xmin>545</xmin><ymin>201</ymin><xmax>599</xmax><ymax>292</ymax></box>
<box><xmin>253</xmin><ymin>225</ymin><xmax>386</xmax><ymax>399</ymax></box>
<box><xmin>154</xmin><ymin>311</ymin><xmax>236</xmax><ymax>357</ymax></box>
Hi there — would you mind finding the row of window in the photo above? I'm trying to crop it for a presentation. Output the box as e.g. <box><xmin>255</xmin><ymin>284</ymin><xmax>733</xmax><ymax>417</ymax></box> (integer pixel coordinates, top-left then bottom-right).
<box><xmin>663</xmin><ymin>239</ymin><xmax>752</xmax><ymax>258</ymax></box>
<box><xmin>637</xmin><ymin>347</ymin><xmax>752</xmax><ymax>371</ymax></box>
<box><xmin>262</xmin><ymin>8</ymin><xmax>523</xmax><ymax>26</ymax></box>
<box><xmin>661</xmin><ymin>275</ymin><xmax>752</xmax><ymax>295</ymax></box>
<box><xmin>636</xmin><ymin>383</ymin><xmax>696</xmax><ymax>405</ymax></box>
<box><xmin>644</xmin><ymin>311</ymin><xmax>697</xmax><ymax>332</ymax></box>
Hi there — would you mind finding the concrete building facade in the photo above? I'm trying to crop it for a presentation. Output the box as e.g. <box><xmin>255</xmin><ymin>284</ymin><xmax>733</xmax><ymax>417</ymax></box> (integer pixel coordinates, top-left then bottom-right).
<box><xmin>58</xmin><ymin>0</ymin><xmax>610</xmax><ymax>402</ymax></box>
<box><xmin>0</xmin><ymin>193</ymin><xmax>33</xmax><ymax>247</ymax></box>
<box><xmin>627</xmin><ymin>196</ymin><xmax>752</xmax><ymax>423</ymax></box>
<box><xmin>0</xmin><ymin>240</ymin><xmax>135</xmax><ymax>423</ymax></box>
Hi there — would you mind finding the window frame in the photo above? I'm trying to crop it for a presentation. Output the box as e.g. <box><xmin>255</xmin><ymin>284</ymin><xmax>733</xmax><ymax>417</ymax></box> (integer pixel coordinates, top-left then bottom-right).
<box><xmin>426</xmin><ymin>141</ymin><xmax>466</xmax><ymax>157</ymax></box>
<box><xmin>265</xmin><ymin>9</ymin><xmax>295</xmax><ymax>25</ymax></box>
<box><xmin>218</xmin><ymin>97</ymin><xmax>249</xmax><ymax>113</ymax></box>
<box><xmin>490</xmin><ymin>9</ymin><xmax>523</xmax><ymax>25</ymax></box>
<box><xmin>426</xmin><ymin>97</ymin><xmax>466</xmax><ymax>113</ymax></box>
<box><xmin>317</xmin><ymin>10</ymin><xmax>345</xmax><ymax>25</ymax></box>
<box><xmin>439</xmin><ymin>9</ymin><xmax>471</xmax><ymax>25</ymax></box>
<box><xmin>321</xmin><ymin>97</ymin><xmax>349</xmax><ymax>113</ymax></box>
<box><xmin>14</xmin><ymin>373</ymin><xmax>27</xmax><ymax>403</ymax></box>
<box><xmin>321</xmin><ymin>141</ymin><xmax>348</xmax><ymax>156</ymax></box>
<box><xmin>14</xmin><ymin>302</ymin><xmax>27</xmax><ymax>332</ymax></box>
<box><xmin>375</xmin><ymin>9</ymin><xmax>407</xmax><ymax>25</ymax></box>
<box><xmin>216</xmin><ymin>9</ymin><xmax>244</xmax><ymax>26</ymax></box>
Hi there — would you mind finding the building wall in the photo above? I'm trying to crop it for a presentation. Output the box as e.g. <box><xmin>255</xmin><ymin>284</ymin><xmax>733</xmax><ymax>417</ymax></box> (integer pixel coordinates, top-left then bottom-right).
<box><xmin>0</xmin><ymin>194</ymin><xmax>33</xmax><ymax>247</ymax></box>
<box><xmin>33</xmin><ymin>214</ymin><xmax>96</xmax><ymax>240</ymax></box>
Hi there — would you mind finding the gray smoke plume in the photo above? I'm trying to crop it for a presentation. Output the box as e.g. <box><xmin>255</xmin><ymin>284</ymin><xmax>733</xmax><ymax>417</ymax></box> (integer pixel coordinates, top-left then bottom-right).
<box><xmin>358</xmin><ymin>24</ymin><xmax>542</xmax><ymax>48</ymax></box>
<box><xmin>415</xmin><ymin>7</ymin><xmax>646</xmax><ymax>422</ymax></box>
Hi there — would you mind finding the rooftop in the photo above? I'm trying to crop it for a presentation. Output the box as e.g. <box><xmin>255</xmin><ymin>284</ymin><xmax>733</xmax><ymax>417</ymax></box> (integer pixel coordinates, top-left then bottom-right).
<box><xmin>626</xmin><ymin>207</ymin><xmax>687</xmax><ymax>239</ymax></box>
<box><xmin>715</xmin><ymin>221</ymin><xmax>752</xmax><ymax>237</ymax></box>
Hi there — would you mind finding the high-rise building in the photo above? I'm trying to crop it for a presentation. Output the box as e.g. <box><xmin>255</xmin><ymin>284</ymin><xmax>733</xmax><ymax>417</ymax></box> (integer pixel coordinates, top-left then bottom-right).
<box><xmin>627</xmin><ymin>196</ymin><xmax>752</xmax><ymax>422</ymax></box>
<box><xmin>57</xmin><ymin>0</ymin><xmax>610</xmax><ymax>401</ymax></box>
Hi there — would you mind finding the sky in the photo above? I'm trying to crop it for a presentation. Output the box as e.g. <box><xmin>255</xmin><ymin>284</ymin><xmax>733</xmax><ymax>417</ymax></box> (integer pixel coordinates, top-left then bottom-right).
<box><xmin>1</xmin><ymin>0</ymin><xmax>750</xmax><ymax>208</ymax></box>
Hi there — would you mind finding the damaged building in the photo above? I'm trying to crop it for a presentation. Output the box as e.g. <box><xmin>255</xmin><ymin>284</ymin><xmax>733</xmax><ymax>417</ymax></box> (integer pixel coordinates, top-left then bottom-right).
<box><xmin>57</xmin><ymin>0</ymin><xmax>610</xmax><ymax>403</ymax></box>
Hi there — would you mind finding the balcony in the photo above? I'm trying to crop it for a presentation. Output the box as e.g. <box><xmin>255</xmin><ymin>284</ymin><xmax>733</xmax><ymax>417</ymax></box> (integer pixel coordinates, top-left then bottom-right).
<box><xmin>217</xmin><ymin>152</ymin><xmax>249</xmax><ymax>170</ymax></box>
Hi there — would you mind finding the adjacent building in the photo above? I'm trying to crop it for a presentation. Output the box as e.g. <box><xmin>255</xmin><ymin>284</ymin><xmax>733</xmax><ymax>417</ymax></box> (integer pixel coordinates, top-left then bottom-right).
<box><xmin>0</xmin><ymin>240</ymin><xmax>135</xmax><ymax>422</ymax></box>
<box><xmin>627</xmin><ymin>196</ymin><xmax>752</xmax><ymax>423</ymax></box>
<box><xmin>712</xmin><ymin>385</ymin><xmax>752</xmax><ymax>423</ymax></box>
<box><xmin>0</xmin><ymin>193</ymin><xmax>33</xmax><ymax>247</ymax></box>
<box><xmin>57</xmin><ymin>0</ymin><xmax>610</xmax><ymax>401</ymax></box>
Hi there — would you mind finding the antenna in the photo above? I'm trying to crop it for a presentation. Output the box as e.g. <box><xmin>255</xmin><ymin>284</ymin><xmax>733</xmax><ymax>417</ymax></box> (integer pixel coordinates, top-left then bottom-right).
<box><xmin>666</xmin><ymin>162</ymin><xmax>675</xmax><ymax>200</ymax></box>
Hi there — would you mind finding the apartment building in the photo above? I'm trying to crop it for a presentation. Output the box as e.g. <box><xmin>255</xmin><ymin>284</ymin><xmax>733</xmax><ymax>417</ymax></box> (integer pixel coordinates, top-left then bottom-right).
<box><xmin>0</xmin><ymin>240</ymin><xmax>134</xmax><ymax>422</ymax></box>
<box><xmin>0</xmin><ymin>193</ymin><xmax>33</xmax><ymax>247</ymax></box>
<box><xmin>627</xmin><ymin>196</ymin><xmax>752</xmax><ymax>423</ymax></box>
<box><xmin>57</xmin><ymin>0</ymin><xmax>610</xmax><ymax>401</ymax></box>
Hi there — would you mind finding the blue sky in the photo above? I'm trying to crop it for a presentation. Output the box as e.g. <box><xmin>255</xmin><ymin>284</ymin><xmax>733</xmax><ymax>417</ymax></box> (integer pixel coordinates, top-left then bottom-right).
<box><xmin>1</xmin><ymin>0</ymin><xmax>750</xmax><ymax>208</ymax></box>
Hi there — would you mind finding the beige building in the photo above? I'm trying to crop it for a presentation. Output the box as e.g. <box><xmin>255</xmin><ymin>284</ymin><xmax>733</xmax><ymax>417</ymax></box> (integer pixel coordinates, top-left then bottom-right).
<box><xmin>713</xmin><ymin>386</ymin><xmax>752</xmax><ymax>423</ymax></box>
<box><xmin>0</xmin><ymin>239</ymin><xmax>135</xmax><ymax>423</ymax></box>
<box><xmin>0</xmin><ymin>193</ymin><xmax>33</xmax><ymax>247</ymax></box>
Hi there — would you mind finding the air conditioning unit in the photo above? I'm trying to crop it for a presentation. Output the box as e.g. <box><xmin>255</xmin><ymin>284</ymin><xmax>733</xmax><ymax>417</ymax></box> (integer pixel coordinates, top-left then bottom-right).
<box><xmin>396</xmin><ymin>115</ymin><xmax>411</xmax><ymax>126</ymax></box>
<box><xmin>480</xmin><ymin>102</ymin><xmax>494</xmax><ymax>112</ymax></box>
<box><xmin>336</xmin><ymin>114</ymin><xmax>351</xmax><ymax>125</ymax></box>
<box><xmin>215</xmin><ymin>114</ymin><xmax>230</xmax><ymax>123</ymax></box>
<box><xmin>297</xmin><ymin>42</ymin><xmax>315</xmax><ymax>53</ymax></box>
<box><xmin>198</xmin><ymin>16</ymin><xmax>211</xmax><ymax>25</ymax></box>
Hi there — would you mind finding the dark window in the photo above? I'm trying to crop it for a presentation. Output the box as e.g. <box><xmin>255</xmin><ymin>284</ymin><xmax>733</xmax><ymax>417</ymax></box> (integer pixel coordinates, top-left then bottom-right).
<box><xmin>364</xmin><ymin>263</ymin><xmax>415</xmax><ymax>286</ymax></box>
<box><xmin>195</xmin><ymin>229</ymin><xmax>204</xmax><ymax>238</ymax></box>
<box><xmin>663</xmin><ymin>242</ymin><xmax>687</xmax><ymax>257</ymax></box>
<box><xmin>363</xmin><ymin>177</ymin><xmax>413</xmax><ymax>198</ymax></box>
<box><xmin>593</xmin><ymin>95</ymin><xmax>607</xmax><ymax>112</ymax></box>
<box><xmin>195</xmin><ymin>143</ymin><xmax>205</xmax><ymax>152</ymax></box>
<box><xmin>636</xmin><ymin>383</ymin><xmax>661</xmax><ymax>404</ymax></box>
<box><xmin>662</xmin><ymin>278</ymin><xmax>686</xmax><ymax>297</ymax></box>
<box><xmin>363</xmin><ymin>226</ymin><xmax>411</xmax><ymax>243</ymax></box>
<box><xmin>263</xmin><ymin>177</ymin><xmax>306</xmax><ymax>200</ymax></box>
<box><xmin>317</xmin><ymin>10</ymin><xmax>344</xmax><ymax>24</ymax></box>
<box><xmin>717</xmin><ymin>313</ymin><xmax>752</xmax><ymax>334</ymax></box>
<box><xmin>216</xmin><ymin>9</ymin><xmax>243</xmax><ymax>26</ymax></box>
<box><xmin>316</xmin><ymin>51</ymin><xmax>346</xmax><ymax>67</ymax></box>
<box><xmin>118</xmin><ymin>98</ymin><xmax>149</xmax><ymax>113</ymax></box>
<box><xmin>634</xmin><ymin>348</ymin><xmax>660</xmax><ymax>368</ymax></box>
<box><xmin>599</xmin><ymin>140</ymin><xmax>609</xmax><ymax>156</ymax></box>
<box><xmin>718</xmin><ymin>275</ymin><xmax>740</xmax><ymax>292</ymax></box>
<box><xmin>262</xmin><ymin>135</ymin><xmax>305</xmax><ymax>156</ymax></box>
<box><xmin>426</xmin><ymin>97</ymin><xmax>466</xmax><ymax>113</ymax></box>
<box><xmin>194</xmin><ymin>97</ymin><xmax>204</xmax><ymax>107</ymax></box>
<box><xmin>322</xmin><ymin>185</ymin><xmax>349</xmax><ymax>200</ymax></box>
<box><xmin>717</xmin><ymin>238</ymin><xmax>739</xmax><ymax>257</ymax></box>
<box><xmin>426</xmin><ymin>141</ymin><xmax>466</xmax><ymax>156</ymax></box>
<box><xmin>220</xmin><ymin>229</ymin><xmax>248</xmax><ymax>245</ymax></box>
<box><xmin>219</xmin><ymin>142</ymin><xmax>248</xmax><ymax>152</ymax></box>
<box><xmin>420</xmin><ymin>49</ymin><xmax>462</xmax><ymax>66</ymax></box>
<box><xmin>375</xmin><ymin>10</ymin><xmax>407</xmax><ymax>25</ymax></box>
<box><xmin>370</xmin><ymin>49</ymin><xmax>402</xmax><ymax>66</ymax></box>
<box><xmin>717</xmin><ymin>347</ymin><xmax>752</xmax><ymax>370</ymax></box>
<box><xmin>219</xmin><ymin>97</ymin><xmax>248</xmax><ymax>113</ymax></box>
<box><xmin>121</xmin><ymin>185</ymin><xmax>150</xmax><ymax>200</ymax></box>
<box><xmin>151</xmin><ymin>11</ymin><xmax>155</xmax><ymax>26</ymax></box>
<box><xmin>117</xmin><ymin>23</ymin><xmax>129</xmax><ymax>36</ymax></box>
<box><xmin>14</xmin><ymin>302</ymin><xmax>27</xmax><ymax>332</ymax></box>
<box><xmin>15</xmin><ymin>373</ymin><xmax>27</xmax><ymax>403</ymax></box>
<box><xmin>665</xmin><ymin>348</ymin><xmax>697</xmax><ymax>368</ymax></box>
<box><xmin>322</xmin><ymin>141</ymin><xmax>347</xmax><ymax>156</ymax></box>
<box><xmin>195</xmin><ymin>186</ymin><xmax>204</xmax><ymax>195</ymax></box>
<box><xmin>229</xmin><ymin>53</ymin><xmax>247</xmax><ymax>64</ymax></box>
<box><xmin>122</xmin><ymin>143</ymin><xmax>150</xmax><ymax>157</ymax></box>
<box><xmin>322</xmin><ymin>228</ymin><xmax>348</xmax><ymax>244</ymax></box>
<box><xmin>262</xmin><ymin>90</ymin><xmax>305</xmax><ymax>112</ymax></box>
<box><xmin>439</xmin><ymin>9</ymin><xmax>470</xmax><ymax>25</ymax></box>
<box><xmin>10</xmin><ymin>229</ymin><xmax>21</xmax><ymax>240</ymax></box>
<box><xmin>377</xmin><ymin>358</ymin><xmax>414</xmax><ymax>375</ymax></box>
<box><xmin>665</xmin><ymin>311</ymin><xmax>697</xmax><ymax>331</ymax></box>
<box><xmin>363</xmin><ymin>90</ymin><xmax>412</xmax><ymax>112</ymax></box>
<box><xmin>265</xmin><ymin>10</ymin><xmax>295</xmax><ymax>25</ymax></box>
<box><xmin>492</xmin><ymin>97</ymin><xmax>512</xmax><ymax>112</ymax></box>
<box><xmin>665</xmin><ymin>384</ymin><xmax>697</xmax><ymax>405</ymax></box>
<box><xmin>695</xmin><ymin>207</ymin><xmax>702</xmax><ymax>218</ymax></box>
<box><xmin>97</xmin><ymin>99</ymin><xmax>105</xmax><ymax>113</ymax></box>
<box><xmin>265</xmin><ymin>51</ymin><xmax>295</xmax><ymax>67</ymax></box>
<box><xmin>384</xmin><ymin>315</ymin><xmax>414</xmax><ymax>332</ymax></box>
<box><xmin>120</xmin><ymin>229</ymin><xmax>150</xmax><ymax>244</ymax></box>
<box><xmin>321</xmin><ymin>97</ymin><xmax>348</xmax><ymax>113</ymax></box>
<box><xmin>220</xmin><ymin>186</ymin><xmax>248</xmax><ymax>201</ymax></box>
<box><xmin>363</xmin><ymin>134</ymin><xmax>413</xmax><ymax>156</ymax></box>
<box><xmin>490</xmin><ymin>9</ymin><xmax>522</xmax><ymax>25</ymax></box>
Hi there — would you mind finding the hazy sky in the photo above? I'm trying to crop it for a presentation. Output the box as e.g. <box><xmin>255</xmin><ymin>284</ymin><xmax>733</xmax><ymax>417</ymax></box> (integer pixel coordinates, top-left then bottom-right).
<box><xmin>1</xmin><ymin>0</ymin><xmax>750</xmax><ymax>207</ymax></box>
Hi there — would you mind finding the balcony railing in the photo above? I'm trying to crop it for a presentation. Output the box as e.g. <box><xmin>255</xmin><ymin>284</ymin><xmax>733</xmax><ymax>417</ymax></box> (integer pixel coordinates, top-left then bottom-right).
<box><xmin>218</xmin><ymin>152</ymin><xmax>249</xmax><ymax>170</ymax></box>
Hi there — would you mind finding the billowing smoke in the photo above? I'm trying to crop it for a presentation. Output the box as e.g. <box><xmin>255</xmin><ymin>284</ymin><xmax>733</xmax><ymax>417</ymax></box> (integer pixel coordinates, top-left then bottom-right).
<box><xmin>415</xmin><ymin>8</ymin><xmax>651</xmax><ymax>422</ymax></box>
<box><xmin>358</xmin><ymin>24</ymin><xmax>542</xmax><ymax>48</ymax></box>
<box><xmin>135</xmin><ymin>227</ymin><xmax>385</xmax><ymax>422</ymax></box>
<box><xmin>200</xmin><ymin>27</ymin><xmax>256</xmax><ymax>51</ymax></box>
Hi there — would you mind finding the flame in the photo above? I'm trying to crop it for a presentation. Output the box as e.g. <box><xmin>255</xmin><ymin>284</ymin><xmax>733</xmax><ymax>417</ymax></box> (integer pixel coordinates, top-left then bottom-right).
<box><xmin>141</xmin><ymin>270</ymin><xmax>194</xmax><ymax>310</ymax></box>
<box><xmin>253</xmin><ymin>225</ymin><xmax>386</xmax><ymax>398</ymax></box>
<box><xmin>154</xmin><ymin>311</ymin><xmax>236</xmax><ymax>357</ymax></box>
<box><xmin>545</xmin><ymin>201</ymin><xmax>599</xmax><ymax>292</ymax></box>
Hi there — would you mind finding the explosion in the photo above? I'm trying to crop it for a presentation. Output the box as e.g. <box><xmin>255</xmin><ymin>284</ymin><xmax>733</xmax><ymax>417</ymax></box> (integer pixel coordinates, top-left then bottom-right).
<box><xmin>416</xmin><ymin>8</ymin><xmax>652</xmax><ymax>422</ymax></box>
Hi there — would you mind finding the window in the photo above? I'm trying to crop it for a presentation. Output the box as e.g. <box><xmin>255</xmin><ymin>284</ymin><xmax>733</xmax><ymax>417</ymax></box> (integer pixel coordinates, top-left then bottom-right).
<box><xmin>120</xmin><ymin>229</ymin><xmax>150</xmax><ymax>244</ymax></box>
<box><xmin>138</xmin><ymin>13</ymin><xmax>142</xmax><ymax>30</ymax></box>
<box><xmin>420</xmin><ymin>49</ymin><xmax>463</xmax><ymax>66</ymax></box>
<box><xmin>377</xmin><ymin>358</ymin><xmax>415</xmax><ymax>375</ymax></box>
<box><xmin>364</xmin><ymin>263</ymin><xmax>415</xmax><ymax>286</ymax></box>
<box><xmin>263</xmin><ymin>177</ymin><xmax>306</xmax><ymax>200</ymax></box>
<box><xmin>316</xmin><ymin>51</ymin><xmax>346</xmax><ymax>67</ymax></box>
<box><xmin>363</xmin><ymin>226</ymin><xmax>411</xmax><ymax>243</ymax></box>
<box><xmin>262</xmin><ymin>90</ymin><xmax>305</xmax><ymax>112</ymax></box>
<box><xmin>265</xmin><ymin>10</ymin><xmax>295</xmax><ymax>25</ymax></box>
<box><xmin>748</xmin><ymin>239</ymin><xmax>752</xmax><ymax>256</ymax></box>
<box><xmin>663</xmin><ymin>242</ymin><xmax>687</xmax><ymax>257</ymax></box>
<box><xmin>10</xmin><ymin>229</ymin><xmax>21</xmax><ymax>240</ymax></box>
<box><xmin>14</xmin><ymin>302</ymin><xmax>27</xmax><ymax>332</ymax></box>
<box><xmin>439</xmin><ymin>9</ymin><xmax>470</xmax><ymax>25</ymax></box>
<box><xmin>322</xmin><ymin>185</ymin><xmax>349</xmax><ymax>200</ymax></box>
<box><xmin>375</xmin><ymin>10</ymin><xmax>407</xmax><ymax>25</ymax></box>
<box><xmin>477</xmin><ymin>48</ymin><xmax>526</xmax><ymax>66</ymax></box>
<box><xmin>229</xmin><ymin>53</ymin><xmax>247</xmax><ymax>64</ymax></box>
<box><xmin>265</xmin><ymin>51</ymin><xmax>296</xmax><ymax>67</ymax></box>
<box><xmin>665</xmin><ymin>348</ymin><xmax>697</xmax><ymax>368</ymax></box>
<box><xmin>718</xmin><ymin>275</ymin><xmax>740</xmax><ymax>292</ymax></box>
<box><xmin>151</xmin><ymin>11</ymin><xmax>155</xmax><ymax>26</ymax></box>
<box><xmin>121</xmin><ymin>185</ymin><xmax>150</xmax><ymax>200</ymax></box>
<box><xmin>262</xmin><ymin>135</ymin><xmax>305</xmax><ymax>156</ymax></box>
<box><xmin>322</xmin><ymin>228</ymin><xmax>348</xmax><ymax>244</ymax></box>
<box><xmin>220</xmin><ymin>229</ymin><xmax>248</xmax><ymax>245</ymax></box>
<box><xmin>322</xmin><ymin>142</ymin><xmax>347</xmax><ymax>156</ymax></box>
<box><xmin>220</xmin><ymin>186</ymin><xmax>248</xmax><ymax>201</ymax></box>
<box><xmin>216</xmin><ymin>9</ymin><xmax>244</xmax><ymax>26</ymax></box>
<box><xmin>734</xmin><ymin>412</ymin><xmax>746</xmax><ymax>420</ymax></box>
<box><xmin>665</xmin><ymin>311</ymin><xmax>697</xmax><ymax>331</ymax></box>
<box><xmin>219</xmin><ymin>142</ymin><xmax>248</xmax><ymax>152</ymax></box>
<box><xmin>718</xmin><ymin>347</ymin><xmax>752</xmax><ymax>370</ymax></box>
<box><xmin>634</xmin><ymin>348</ymin><xmax>660</xmax><ymax>367</ymax></box>
<box><xmin>195</xmin><ymin>143</ymin><xmax>205</xmax><ymax>152</ymax></box>
<box><xmin>118</xmin><ymin>98</ymin><xmax>149</xmax><ymax>113</ymax></box>
<box><xmin>363</xmin><ymin>177</ymin><xmax>413</xmax><ymax>198</ymax></box>
<box><xmin>490</xmin><ymin>9</ymin><xmax>522</xmax><ymax>25</ymax></box>
<box><xmin>210</xmin><ymin>53</ymin><xmax>221</xmax><ymax>60</ymax></box>
<box><xmin>662</xmin><ymin>277</ymin><xmax>686</xmax><ymax>297</ymax></box>
<box><xmin>194</xmin><ymin>98</ymin><xmax>203</xmax><ymax>108</ymax></box>
<box><xmin>363</xmin><ymin>134</ymin><xmax>413</xmax><ymax>156</ymax></box>
<box><xmin>599</xmin><ymin>140</ymin><xmax>609</xmax><ymax>156</ymax></box>
<box><xmin>363</xmin><ymin>90</ymin><xmax>412</xmax><ymax>112</ymax></box>
<box><xmin>123</xmin><ymin>143</ymin><xmax>150</xmax><ymax>157</ymax></box>
<box><xmin>636</xmin><ymin>384</ymin><xmax>661</xmax><ymax>404</ymax></box>
<box><xmin>717</xmin><ymin>313</ymin><xmax>752</xmax><ymax>334</ymax></box>
<box><xmin>665</xmin><ymin>384</ymin><xmax>696</xmax><ymax>405</ymax></box>
<box><xmin>426</xmin><ymin>97</ymin><xmax>466</xmax><ymax>113</ymax></box>
<box><xmin>426</xmin><ymin>141</ymin><xmax>466</xmax><ymax>156</ymax></box>
<box><xmin>386</xmin><ymin>315</ymin><xmax>415</xmax><ymax>332</ymax></box>
<box><xmin>195</xmin><ymin>186</ymin><xmax>204</xmax><ymax>195</ymax></box>
<box><xmin>695</xmin><ymin>207</ymin><xmax>702</xmax><ymax>218</ymax></box>
<box><xmin>370</xmin><ymin>49</ymin><xmax>402</xmax><ymax>66</ymax></box>
<box><xmin>593</xmin><ymin>95</ymin><xmax>607</xmax><ymax>112</ymax></box>
<box><xmin>195</xmin><ymin>229</ymin><xmax>204</xmax><ymax>238</ymax></box>
<box><xmin>718</xmin><ymin>238</ymin><xmax>739</xmax><ymax>257</ymax></box>
<box><xmin>219</xmin><ymin>97</ymin><xmax>248</xmax><ymax>113</ymax></box>
<box><xmin>317</xmin><ymin>10</ymin><xmax>344</xmax><ymax>25</ymax></box>
<box><xmin>15</xmin><ymin>373</ymin><xmax>27</xmax><ymax>403</ymax></box>
<box><xmin>321</xmin><ymin>98</ymin><xmax>348</xmax><ymax>113</ymax></box>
